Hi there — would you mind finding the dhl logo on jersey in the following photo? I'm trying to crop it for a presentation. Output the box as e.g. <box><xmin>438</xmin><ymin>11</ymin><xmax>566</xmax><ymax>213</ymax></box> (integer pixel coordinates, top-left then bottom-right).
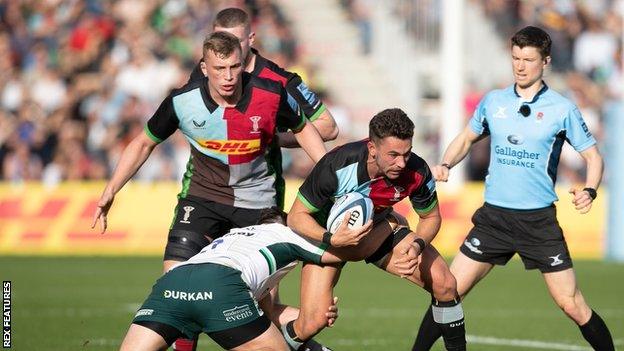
<box><xmin>198</xmin><ymin>139</ymin><xmax>262</xmax><ymax>155</ymax></box>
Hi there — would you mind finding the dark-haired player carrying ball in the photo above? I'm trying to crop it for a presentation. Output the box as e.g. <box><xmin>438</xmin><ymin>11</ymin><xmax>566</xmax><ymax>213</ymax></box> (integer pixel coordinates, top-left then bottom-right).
<box><xmin>287</xmin><ymin>108</ymin><xmax>467</xmax><ymax>351</ymax></box>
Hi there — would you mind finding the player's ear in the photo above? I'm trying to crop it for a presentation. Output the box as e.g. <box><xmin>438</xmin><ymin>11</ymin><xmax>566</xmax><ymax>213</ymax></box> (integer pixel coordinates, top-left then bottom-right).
<box><xmin>200</xmin><ymin>60</ymin><xmax>208</xmax><ymax>77</ymax></box>
<box><xmin>543</xmin><ymin>55</ymin><xmax>551</xmax><ymax>67</ymax></box>
<box><xmin>367</xmin><ymin>140</ymin><xmax>376</xmax><ymax>158</ymax></box>
<box><xmin>248</xmin><ymin>31</ymin><xmax>256</xmax><ymax>46</ymax></box>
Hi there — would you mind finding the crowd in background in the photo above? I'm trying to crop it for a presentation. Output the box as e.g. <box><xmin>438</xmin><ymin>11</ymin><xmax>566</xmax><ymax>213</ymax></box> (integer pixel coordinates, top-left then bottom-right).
<box><xmin>0</xmin><ymin>0</ymin><xmax>315</xmax><ymax>184</ymax></box>
<box><xmin>1</xmin><ymin>0</ymin><xmax>622</xmax><ymax>186</ymax></box>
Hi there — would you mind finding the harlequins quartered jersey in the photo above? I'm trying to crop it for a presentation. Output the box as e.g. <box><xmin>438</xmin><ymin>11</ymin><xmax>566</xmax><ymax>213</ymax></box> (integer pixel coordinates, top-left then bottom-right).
<box><xmin>145</xmin><ymin>73</ymin><xmax>305</xmax><ymax>209</ymax></box>
<box><xmin>297</xmin><ymin>140</ymin><xmax>438</xmax><ymax>215</ymax></box>
<box><xmin>188</xmin><ymin>50</ymin><xmax>327</xmax><ymax>209</ymax></box>
<box><xmin>177</xmin><ymin>223</ymin><xmax>326</xmax><ymax>300</ymax></box>
<box><xmin>469</xmin><ymin>83</ymin><xmax>596</xmax><ymax>209</ymax></box>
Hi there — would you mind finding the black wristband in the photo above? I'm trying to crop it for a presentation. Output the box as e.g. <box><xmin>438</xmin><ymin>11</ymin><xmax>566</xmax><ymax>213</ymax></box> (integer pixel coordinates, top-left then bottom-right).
<box><xmin>441</xmin><ymin>163</ymin><xmax>451</xmax><ymax>170</ymax></box>
<box><xmin>583</xmin><ymin>187</ymin><xmax>597</xmax><ymax>200</ymax></box>
<box><xmin>322</xmin><ymin>231</ymin><xmax>333</xmax><ymax>246</ymax></box>
<box><xmin>413</xmin><ymin>237</ymin><xmax>426</xmax><ymax>252</ymax></box>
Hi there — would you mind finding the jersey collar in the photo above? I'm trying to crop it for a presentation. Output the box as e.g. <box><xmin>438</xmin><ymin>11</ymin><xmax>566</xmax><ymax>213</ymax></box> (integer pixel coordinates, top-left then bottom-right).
<box><xmin>250</xmin><ymin>48</ymin><xmax>267</xmax><ymax>77</ymax></box>
<box><xmin>512</xmin><ymin>81</ymin><xmax>549</xmax><ymax>104</ymax></box>
<box><xmin>200</xmin><ymin>72</ymin><xmax>254</xmax><ymax>113</ymax></box>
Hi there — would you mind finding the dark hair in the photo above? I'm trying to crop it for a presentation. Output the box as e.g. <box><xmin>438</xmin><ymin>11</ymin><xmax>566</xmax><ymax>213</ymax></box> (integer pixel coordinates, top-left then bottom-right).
<box><xmin>203</xmin><ymin>31</ymin><xmax>241</xmax><ymax>59</ymax></box>
<box><xmin>369</xmin><ymin>108</ymin><xmax>414</xmax><ymax>143</ymax></box>
<box><xmin>257</xmin><ymin>207</ymin><xmax>287</xmax><ymax>225</ymax></box>
<box><xmin>511</xmin><ymin>26</ymin><xmax>551</xmax><ymax>59</ymax></box>
<box><xmin>214</xmin><ymin>8</ymin><xmax>250</xmax><ymax>29</ymax></box>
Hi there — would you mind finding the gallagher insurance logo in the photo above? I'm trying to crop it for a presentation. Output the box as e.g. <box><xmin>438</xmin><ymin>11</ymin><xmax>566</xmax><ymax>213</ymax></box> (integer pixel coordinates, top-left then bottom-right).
<box><xmin>507</xmin><ymin>134</ymin><xmax>524</xmax><ymax>145</ymax></box>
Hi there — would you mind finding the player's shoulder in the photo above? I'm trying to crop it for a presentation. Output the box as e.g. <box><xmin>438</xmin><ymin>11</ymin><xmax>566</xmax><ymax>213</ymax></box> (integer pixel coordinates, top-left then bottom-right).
<box><xmin>170</xmin><ymin>78</ymin><xmax>204</xmax><ymax>98</ymax></box>
<box><xmin>320</xmin><ymin>140</ymin><xmax>367</xmax><ymax>168</ymax></box>
<box><xmin>542</xmin><ymin>86</ymin><xmax>577</xmax><ymax>111</ymax></box>
<box><xmin>253</xmin><ymin>49</ymin><xmax>296</xmax><ymax>81</ymax></box>
<box><xmin>247</xmin><ymin>71</ymin><xmax>284</xmax><ymax>95</ymax></box>
<box><xmin>483</xmin><ymin>85</ymin><xmax>514</xmax><ymax>103</ymax></box>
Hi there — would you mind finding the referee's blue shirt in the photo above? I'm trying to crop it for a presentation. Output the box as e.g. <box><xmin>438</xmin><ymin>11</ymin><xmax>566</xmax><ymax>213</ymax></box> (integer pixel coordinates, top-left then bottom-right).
<box><xmin>469</xmin><ymin>83</ymin><xmax>596</xmax><ymax>210</ymax></box>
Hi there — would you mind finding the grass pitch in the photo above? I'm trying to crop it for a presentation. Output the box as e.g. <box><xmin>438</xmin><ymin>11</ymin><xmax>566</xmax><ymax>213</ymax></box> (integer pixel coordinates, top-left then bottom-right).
<box><xmin>2</xmin><ymin>257</ymin><xmax>622</xmax><ymax>350</ymax></box>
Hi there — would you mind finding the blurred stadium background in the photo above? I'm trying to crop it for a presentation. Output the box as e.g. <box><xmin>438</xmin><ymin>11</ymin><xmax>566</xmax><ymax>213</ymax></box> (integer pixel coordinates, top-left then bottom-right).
<box><xmin>0</xmin><ymin>0</ymin><xmax>622</xmax><ymax>350</ymax></box>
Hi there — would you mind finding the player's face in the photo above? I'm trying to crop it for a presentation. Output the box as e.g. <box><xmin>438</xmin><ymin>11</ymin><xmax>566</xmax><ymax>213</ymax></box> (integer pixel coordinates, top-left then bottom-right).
<box><xmin>369</xmin><ymin>136</ymin><xmax>412</xmax><ymax>179</ymax></box>
<box><xmin>511</xmin><ymin>45</ymin><xmax>550</xmax><ymax>89</ymax></box>
<box><xmin>201</xmin><ymin>49</ymin><xmax>243</xmax><ymax>98</ymax></box>
<box><xmin>214</xmin><ymin>25</ymin><xmax>255</xmax><ymax>64</ymax></box>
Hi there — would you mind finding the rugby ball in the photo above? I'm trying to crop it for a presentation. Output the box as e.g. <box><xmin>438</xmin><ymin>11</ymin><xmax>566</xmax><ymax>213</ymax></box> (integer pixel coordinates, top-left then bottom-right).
<box><xmin>326</xmin><ymin>193</ymin><xmax>374</xmax><ymax>234</ymax></box>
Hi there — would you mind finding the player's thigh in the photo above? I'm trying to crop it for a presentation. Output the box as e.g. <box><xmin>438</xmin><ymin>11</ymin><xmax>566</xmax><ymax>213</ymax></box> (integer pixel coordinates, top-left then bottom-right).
<box><xmin>229</xmin><ymin>322</ymin><xmax>289</xmax><ymax>351</ymax></box>
<box><xmin>119</xmin><ymin>323</ymin><xmax>169</xmax><ymax>351</ymax></box>
<box><xmin>164</xmin><ymin>197</ymin><xmax>231</xmax><ymax>263</ymax></box>
<box><xmin>449</xmin><ymin>251</ymin><xmax>494</xmax><ymax>298</ymax></box>
<box><xmin>542</xmin><ymin>267</ymin><xmax>580</xmax><ymax>302</ymax></box>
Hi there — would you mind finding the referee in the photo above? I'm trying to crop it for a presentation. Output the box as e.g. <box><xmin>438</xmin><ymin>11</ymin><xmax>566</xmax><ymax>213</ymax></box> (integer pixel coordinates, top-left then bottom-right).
<box><xmin>413</xmin><ymin>26</ymin><xmax>614</xmax><ymax>351</ymax></box>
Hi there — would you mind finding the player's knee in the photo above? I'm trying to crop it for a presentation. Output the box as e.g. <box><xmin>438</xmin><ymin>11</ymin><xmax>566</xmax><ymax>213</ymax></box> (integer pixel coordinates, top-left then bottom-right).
<box><xmin>431</xmin><ymin>270</ymin><xmax>458</xmax><ymax>301</ymax></box>
<box><xmin>164</xmin><ymin>230</ymin><xmax>210</xmax><ymax>262</ymax></box>
<box><xmin>557</xmin><ymin>297</ymin><xmax>584</xmax><ymax>322</ymax></box>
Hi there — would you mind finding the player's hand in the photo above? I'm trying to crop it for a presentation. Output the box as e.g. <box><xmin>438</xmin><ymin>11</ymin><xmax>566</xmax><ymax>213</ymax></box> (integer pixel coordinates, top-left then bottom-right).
<box><xmin>568</xmin><ymin>188</ymin><xmax>593</xmax><ymax>214</ymax></box>
<box><xmin>432</xmin><ymin>164</ymin><xmax>450</xmax><ymax>182</ymax></box>
<box><xmin>325</xmin><ymin>296</ymin><xmax>339</xmax><ymax>327</ymax></box>
<box><xmin>91</xmin><ymin>191</ymin><xmax>115</xmax><ymax>234</ymax></box>
<box><xmin>330</xmin><ymin>212</ymin><xmax>373</xmax><ymax>247</ymax></box>
<box><xmin>393</xmin><ymin>235</ymin><xmax>422</xmax><ymax>277</ymax></box>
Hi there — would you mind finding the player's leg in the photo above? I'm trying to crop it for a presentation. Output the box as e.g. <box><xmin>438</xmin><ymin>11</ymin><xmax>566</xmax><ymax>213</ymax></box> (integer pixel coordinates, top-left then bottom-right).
<box><xmin>119</xmin><ymin>323</ymin><xmax>172</xmax><ymax>351</ymax></box>
<box><xmin>283</xmin><ymin>262</ymin><xmax>342</xmax><ymax>350</ymax></box>
<box><xmin>411</xmin><ymin>204</ymin><xmax>512</xmax><ymax>350</ymax></box>
<box><xmin>164</xmin><ymin>198</ymin><xmax>230</xmax><ymax>350</ymax></box>
<box><xmin>542</xmin><ymin>268</ymin><xmax>615</xmax><ymax>350</ymax></box>
<box><xmin>515</xmin><ymin>205</ymin><xmax>615</xmax><ymax>350</ymax></box>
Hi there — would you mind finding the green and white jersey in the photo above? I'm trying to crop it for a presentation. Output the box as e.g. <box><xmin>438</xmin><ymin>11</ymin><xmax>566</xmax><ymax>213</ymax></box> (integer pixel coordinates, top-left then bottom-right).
<box><xmin>176</xmin><ymin>223</ymin><xmax>327</xmax><ymax>300</ymax></box>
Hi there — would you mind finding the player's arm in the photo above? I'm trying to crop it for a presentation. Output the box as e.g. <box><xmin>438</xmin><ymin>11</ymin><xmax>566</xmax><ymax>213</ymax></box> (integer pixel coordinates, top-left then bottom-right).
<box><xmin>276</xmin><ymin>86</ymin><xmax>326</xmax><ymax>162</ymax></box>
<box><xmin>569</xmin><ymin>145</ymin><xmax>603</xmax><ymax>214</ymax></box>
<box><xmin>434</xmin><ymin>124</ymin><xmax>485</xmax><ymax>182</ymax></box>
<box><xmin>564</xmin><ymin>107</ymin><xmax>603</xmax><ymax>214</ymax></box>
<box><xmin>278</xmin><ymin>109</ymin><xmax>338</xmax><ymax>147</ymax></box>
<box><xmin>435</xmin><ymin>94</ymin><xmax>491</xmax><ymax>181</ymax></box>
<box><xmin>292</xmin><ymin>121</ymin><xmax>326</xmax><ymax>162</ymax></box>
<box><xmin>277</xmin><ymin>75</ymin><xmax>338</xmax><ymax>147</ymax></box>
<box><xmin>92</xmin><ymin>96</ymin><xmax>178</xmax><ymax>233</ymax></box>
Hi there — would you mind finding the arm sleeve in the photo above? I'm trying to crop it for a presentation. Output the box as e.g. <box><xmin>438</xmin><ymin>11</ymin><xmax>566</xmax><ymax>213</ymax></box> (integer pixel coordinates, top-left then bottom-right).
<box><xmin>145</xmin><ymin>95</ymin><xmax>179</xmax><ymax>143</ymax></box>
<box><xmin>564</xmin><ymin>106</ymin><xmax>596</xmax><ymax>152</ymax></box>
<box><xmin>409</xmin><ymin>159</ymin><xmax>439</xmax><ymax>214</ymax></box>
<box><xmin>297</xmin><ymin>153</ymin><xmax>339</xmax><ymax>212</ymax></box>
<box><xmin>468</xmin><ymin>93</ymin><xmax>491</xmax><ymax>136</ymax></box>
<box><xmin>276</xmin><ymin>86</ymin><xmax>306</xmax><ymax>133</ymax></box>
<box><xmin>285</xmin><ymin>74</ymin><xmax>326</xmax><ymax>122</ymax></box>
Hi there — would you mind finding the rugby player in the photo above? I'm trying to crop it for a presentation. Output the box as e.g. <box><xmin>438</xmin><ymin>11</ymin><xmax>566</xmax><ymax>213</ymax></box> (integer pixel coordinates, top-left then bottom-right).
<box><xmin>287</xmin><ymin>108</ymin><xmax>467</xmax><ymax>351</ymax></box>
<box><xmin>92</xmin><ymin>31</ymin><xmax>327</xmax><ymax>350</ymax></box>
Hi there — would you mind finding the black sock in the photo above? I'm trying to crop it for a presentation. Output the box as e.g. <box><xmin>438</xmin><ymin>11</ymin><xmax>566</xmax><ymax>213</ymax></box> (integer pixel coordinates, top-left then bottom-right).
<box><xmin>579</xmin><ymin>310</ymin><xmax>614</xmax><ymax>351</ymax></box>
<box><xmin>412</xmin><ymin>305</ymin><xmax>443</xmax><ymax>350</ymax></box>
<box><xmin>299</xmin><ymin>338</ymin><xmax>333</xmax><ymax>351</ymax></box>
<box><xmin>432</xmin><ymin>297</ymin><xmax>466</xmax><ymax>351</ymax></box>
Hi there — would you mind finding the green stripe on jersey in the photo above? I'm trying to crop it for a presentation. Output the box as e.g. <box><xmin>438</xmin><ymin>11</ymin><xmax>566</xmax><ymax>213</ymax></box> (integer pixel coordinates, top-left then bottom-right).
<box><xmin>296</xmin><ymin>192</ymin><xmax>320</xmax><ymax>213</ymax></box>
<box><xmin>144</xmin><ymin>125</ymin><xmax>163</xmax><ymax>143</ymax></box>
<box><xmin>259</xmin><ymin>248</ymin><xmax>276</xmax><ymax>274</ymax></box>
<box><xmin>307</xmin><ymin>104</ymin><xmax>326</xmax><ymax>122</ymax></box>
<box><xmin>178</xmin><ymin>154</ymin><xmax>194</xmax><ymax>199</ymax></box>
<box><xmin>414</xmin><ymin>198</ymin><xmax>438</xmax><ymax>215</ymax></box>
